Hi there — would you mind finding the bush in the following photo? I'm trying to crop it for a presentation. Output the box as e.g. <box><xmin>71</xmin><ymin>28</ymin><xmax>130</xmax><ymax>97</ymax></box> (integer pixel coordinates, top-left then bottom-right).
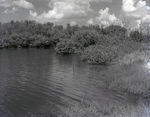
<box><xmin>112</xmin><ymin>39</ymin><xmax>143</xmax><ymax>60</ymax></box>
<box><xmin>55</xmin><ymin>38</ymin><xmax>75</xmax><ymax>54</ymax></box>
<box><xmin>71</xmin><ymin>29</ymin><xmax>100</xmax><ymax>52</ymax></box>
<box><xmin>104</xmin><ymin>25</ymin><xmax>127</xmax><ymax>39</ymax></box>
<box><xmin>51</xmin><ymin>31</ymin><xmax>69</xmax><ymax>45</ymax></box>
<box><xmin>80</xmin><ymin>45</ymin><xmax>117</xmax><ymax>65</ymax></box>
<box><xmin>130</xmin><ymin>31</ymin><xmax>147</xmax><ymax>42</ymax></box>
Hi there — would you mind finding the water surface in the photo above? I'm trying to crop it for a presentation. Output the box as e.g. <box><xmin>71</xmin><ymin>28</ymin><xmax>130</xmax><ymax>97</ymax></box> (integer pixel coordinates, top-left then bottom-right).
<box><xmin>0</xmin><ymin>48</ymin><xmax>138</xmax><ymax>117</ymax></box>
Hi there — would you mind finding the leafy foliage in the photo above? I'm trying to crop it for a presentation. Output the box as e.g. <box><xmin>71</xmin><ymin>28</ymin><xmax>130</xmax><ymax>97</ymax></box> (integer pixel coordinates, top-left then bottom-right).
<box><xmin>129</xmin><ymin>30</ymin><xmax>149</xmax><ymax>42</ymax></box>
<box><xmin>80</xmin><ymin>45</ymin><xmax>117</xmax><ymax>65</ymax></box>
<box><xmin>55</xmin><ymin>38</ymin><xmax>75</xmax><ymax>54</ymax></box>
<box><xmin>0</xmin><ymin>20</ymin><xmax>149</xmax><ymax>66</ymax></box>
<box><xmin>71</xmin><ymin>29</ymin><xmax>100</xmax><ymax>52</ymax></box>
<box><xmin>103</xmin><ymin>25</ymin><xmax>127</xmax><ymax>39</ymax></box>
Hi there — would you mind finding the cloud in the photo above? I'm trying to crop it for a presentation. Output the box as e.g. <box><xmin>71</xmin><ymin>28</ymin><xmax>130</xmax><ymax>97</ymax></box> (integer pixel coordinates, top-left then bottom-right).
<box><xmin>49</xmin><ymin>0</ymin><xmax>112</xmax><ymax>6</ymax></box>
<box><xmin>0</xmin><ymin>0</ymin><xmax>13</xmax><ymax>7</ymax></box>
<box><xmin>13</xmin><ymin>0</ymin><xmax>34</xmax><ymax>9</ymax></box>
<box><xmin>141</xmin><ymin>15</ymin><xmax>150</xmax><ymax>23</ymax></box>
<box><xmin>122</xmin><ymin>0</ymin><xmax>150</xmax><ymax>19</ymax></box>
<box><xmin>29</xmin><ymin>1</ymin><xmax>92</xmax><ymax>23</ymax></box>
<box><xmin>87</xmin><ymin>18</ymin><xmax>94</xmax><ymax>25</ymax></box>
<box><xmin>3</xmin><ymin>7</ymin><xmax>17</xmax><ymax>13</ymax></box>
<box><xmin>29</xmin><ymin>10</ymin><xmax>37</xmax><ymax>17</ymax></box>
<box><xmin>70</xmin><ymin>21</ymin><xmax>77</xmax><ymax>26</ymax></box>
<box><xmin>95</xmin><ymin>7</ymin><xmax>119</xmax><ymax>26</ymax></box>
<box><xmin>0</xmin><ymin>0</ymin><xmax>34</xmax><ymax>9</ymax></box>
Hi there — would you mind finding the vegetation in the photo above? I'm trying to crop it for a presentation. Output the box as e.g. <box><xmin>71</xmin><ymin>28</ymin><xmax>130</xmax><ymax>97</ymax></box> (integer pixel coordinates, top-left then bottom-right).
<box><xmin>59</xmin><ymin>100</ymin><xmax>150</xmax><ymax>117</ymax></box>
<box><xmin>129</xmin><ymin>30</ymin><xmax>149</xmax><ymax>42</ymax></box>
<box><xmin>95</xmin><ymin>51</ymin><xmax>150</xmax><ymax>94</ymax></box>
<box><xmin>80</xmin><ymin>45</ymin><xmax>116</xmax><ymax>65</ymax></box>
<box><xmin>1</xmin><ymin>20</ymin><xmax>150</xmax><ymax>117</ymax></box>
<box><xmin>55</xmin><ymin>38</ymin><xmax>75</xmax><ymax>54</ymax></box>
<box><xmin>0</xmin><ymin>20</ymin><xmax>149</xmax><ymax>64</ymax></box>
<box><xmin>1</xmin><ymin>20</ymin><xmax>150</xmax><ymax>93</ymax></box>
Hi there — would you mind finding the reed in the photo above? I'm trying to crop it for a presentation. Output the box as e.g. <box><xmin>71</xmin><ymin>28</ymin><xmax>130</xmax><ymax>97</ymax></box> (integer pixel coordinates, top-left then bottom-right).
<box><xmin>60</xmin><ymin>100</ymin><xmax>150</xmax><ymax>117</ymax></box>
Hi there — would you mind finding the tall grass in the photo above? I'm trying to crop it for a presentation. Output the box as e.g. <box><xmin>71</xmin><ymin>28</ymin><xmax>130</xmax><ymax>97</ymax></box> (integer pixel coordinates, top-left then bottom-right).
<box><xmin>119</xmin><ymin>50</ymin><xmax>149</xmax><ymax>66</ymax></box>
<box><xmin>60</xmin><ymin>100</ymin><xmax>150</xmax><ymax>117</ymax></box>
<box><xmin>95</xmin><ymin>50</ymin><xmax>150</xmax><ymax>95</ymax></box>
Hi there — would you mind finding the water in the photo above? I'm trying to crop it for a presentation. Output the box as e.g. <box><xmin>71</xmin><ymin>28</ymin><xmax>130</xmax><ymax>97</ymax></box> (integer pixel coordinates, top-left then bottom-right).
<box><xmin>0</xmin><ymin>48</ymin><xmax>139</xmax><ymax>117</ymax></box>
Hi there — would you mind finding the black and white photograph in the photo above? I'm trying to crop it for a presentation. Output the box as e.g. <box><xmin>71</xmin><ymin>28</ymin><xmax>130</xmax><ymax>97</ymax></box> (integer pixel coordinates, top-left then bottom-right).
<box><xmin>0</xmin><ymin>0</ymin><xmax>150</xmax><ymax>116</ymax></box>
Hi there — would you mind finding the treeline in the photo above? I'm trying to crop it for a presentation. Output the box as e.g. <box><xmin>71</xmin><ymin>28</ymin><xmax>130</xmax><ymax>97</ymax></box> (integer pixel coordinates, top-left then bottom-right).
<box><xmin>0</xmin><ymin>20</ymin><xmax>79</xmax><ymax>48</ymax></box>
<box><xmin>0</xmin><ymin>20</ymin><xmax>149</xmax><ymax>64</ymax></box>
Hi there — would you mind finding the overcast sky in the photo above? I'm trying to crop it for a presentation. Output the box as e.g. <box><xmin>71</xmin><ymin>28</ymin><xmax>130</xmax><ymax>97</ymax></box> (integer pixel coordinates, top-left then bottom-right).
<box><xmin>0</xmin><ymin>0</ymin><xmax>150</xmax><ymax>26</ymax></box>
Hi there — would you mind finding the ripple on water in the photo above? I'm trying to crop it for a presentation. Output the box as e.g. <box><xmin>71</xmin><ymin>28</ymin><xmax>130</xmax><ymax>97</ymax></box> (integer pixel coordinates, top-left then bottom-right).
<box><xmin>0</xmin><ymin>49</ymin><xmax>141</xmax><ymax>116</ymax></box>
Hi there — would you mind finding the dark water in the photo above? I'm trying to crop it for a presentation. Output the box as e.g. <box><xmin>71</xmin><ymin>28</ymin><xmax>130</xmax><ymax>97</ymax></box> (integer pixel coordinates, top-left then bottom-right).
<box><xmin>0</xmin><ymin>48</ymin><xmax>138</xmax><ymax>117</ymax></box>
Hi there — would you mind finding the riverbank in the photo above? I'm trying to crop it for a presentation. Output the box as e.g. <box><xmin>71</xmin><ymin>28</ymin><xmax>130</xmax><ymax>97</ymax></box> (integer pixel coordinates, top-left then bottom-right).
<box><xmin>58</xmin><ymin>48</ymin><xmax>150</xmax><ymax>117</ymax></box>
<box><xmin>1</xmin><ymin>21</ymin><xmax>150</xmax><ymax>116</ymax></box>
<box><xmin>1</xmin><ymin>21</ymin><xmax>150</xmax><ymax>95</ymax></box>
<box><xmin>59</xmin><ymin>100</ymin><xmax>150</xmax><ymax>117</ymax></box>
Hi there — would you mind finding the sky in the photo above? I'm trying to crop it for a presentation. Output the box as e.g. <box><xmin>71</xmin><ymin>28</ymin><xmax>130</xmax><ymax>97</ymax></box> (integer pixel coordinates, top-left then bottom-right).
<box><xmin>0</xmin><ymin>0</ymin><xmax>150</xmax><ymax>27</ymax></box>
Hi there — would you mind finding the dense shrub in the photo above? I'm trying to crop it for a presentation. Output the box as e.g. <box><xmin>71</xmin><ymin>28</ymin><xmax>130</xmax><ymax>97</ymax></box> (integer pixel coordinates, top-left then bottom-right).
<box><xmin>80</xmin><ymin>45</ymin><xmax>117</xmax><ymax>65</ymax></box>
<box><xmin>104</xmin><ymin>25</ymin><xmax>127</xmax><ymax>39</ymax></box>
<box><xmin>71</xmin><ymin>29</ymin><xmax>100</xmax><ymax>52</ymax></box>
<box><xmin>51</xmin><ymin>31</ymin><xmax>69</xmax><ymax>45</ymax></box>
<box><xmin>31</xmin><ymin>35</ymin><xmax>53</xmax><ymax>47</ymax></box>
<box><xmin>112</xmin><ymin>39</ymin><xmax>142</xmax><ymax>60</ymax></box>
<box><xmin>55</xmin><ymin>38</ymin><xmax>75</xmax><ymax>54</ymax></box>
<box><xmin>97</xmin><ymin>35</ymin><xmax>125</xmax><ymax>46</ymax></box>
<box><xmin>0</xmin><ymin>33</ymin><xmax>53</xmax><ymax>48</ymax></box>
<box><xmin>129</xmin><ymin>30</ymin><xmax>148</xmax><ymax>42</ymax></box>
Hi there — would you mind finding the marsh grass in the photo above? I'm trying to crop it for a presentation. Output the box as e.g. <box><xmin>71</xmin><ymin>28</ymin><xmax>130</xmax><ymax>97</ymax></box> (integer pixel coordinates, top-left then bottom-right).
<box><xmin>96</xmin><ymin>50</ymin><xmax>150</xmax><ymax>95</ymax></box>
<box><xmin>60</xmin><ymin>100</ymin><xmax>150</xmax><ymax>117</ymax></box>
<box><xmin>119</xmin><ymin>50</ymin><xmax>149</xmax><ymax>66</ymax></box>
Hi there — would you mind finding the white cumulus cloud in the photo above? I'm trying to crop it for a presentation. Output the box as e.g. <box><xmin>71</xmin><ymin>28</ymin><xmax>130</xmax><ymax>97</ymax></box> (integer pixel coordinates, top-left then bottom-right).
<box><xmin>0</xmin><ymin>0</ymin><xmax>13</xmax><ymax>7</ymax></box>
<box><xmin>122</xmin><ymin>0</ymin><xmax>150</xmax><ymax>19</ymax></box>
<box><xmin>70</xmin><ymin>21</ymin><xmax>77</xmax><ymax>26</ymax></box>
<box><xmin>0</xmin><ymin>0</ymin><xmax>34</xmax><ymax>9</ymax></box>
<box><xmin>4</xmin><ymin>7</ymin><xmax>17</xmax><ymax>14</ymax></box>
<box><xmin>96</xmin><ymin>7</ymin><xmax>119</xmax><ymax>26</ymax></box>
<box><xmin>87</xmin><ymin>18</ymin><xmax>94</xmax><ymax>25</ymax></box>
<box><xmin>29</xmin><ymin>1</ymin><xmax>92</xmax><ymax>23</ymax></box>
<box><xmin>141</xmin><ymin>15</ymin><xmax>150</xmax><ymax>23</ymax></box>
<box><xmin>13</xmin><ymin>0</ymin><xmax>34</xmax><ymax>9</ymax></box>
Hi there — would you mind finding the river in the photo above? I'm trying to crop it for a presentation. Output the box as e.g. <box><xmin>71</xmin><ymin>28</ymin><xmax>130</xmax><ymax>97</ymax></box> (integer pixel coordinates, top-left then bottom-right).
<box><xmin>0</xmin><ymin>48</ymin><xmax>140</xmax><ymax>117</ymax></box>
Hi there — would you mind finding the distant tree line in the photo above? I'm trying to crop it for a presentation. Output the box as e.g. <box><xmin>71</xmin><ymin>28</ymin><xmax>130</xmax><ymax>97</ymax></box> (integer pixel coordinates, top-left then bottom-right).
<box><xmin>0</xmin><ymin>20</ymin><xmax>149</xmax><ymax>64</ymax></box>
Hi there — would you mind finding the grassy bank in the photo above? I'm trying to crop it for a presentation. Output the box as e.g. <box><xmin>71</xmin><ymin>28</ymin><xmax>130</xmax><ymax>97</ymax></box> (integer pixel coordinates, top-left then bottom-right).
<box><xmin>1</xmin><ymin>21</ymin><xmax>150</xmax><ymax>95</ymax></box>
<box><xmin>1</xmin><ymin>20</ymin><xmax>150</xmax><ymax>117</ymax></box>
<box><xmin>91</xmin><ymin>49</ymin><xmax>150</xmax><ymax>95</ymax></box>
<box><xmin>59</xmin><ymin>100</ymin><xmax>150</xmax><ymax>117</ymax></box>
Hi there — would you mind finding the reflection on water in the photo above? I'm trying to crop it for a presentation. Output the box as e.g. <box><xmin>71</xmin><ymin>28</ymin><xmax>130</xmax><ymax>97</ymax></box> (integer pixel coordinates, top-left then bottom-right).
<box><xmin>0</xmin><ymin>48</ymin><xmax>139</xmax><ymax>116</ymax></box>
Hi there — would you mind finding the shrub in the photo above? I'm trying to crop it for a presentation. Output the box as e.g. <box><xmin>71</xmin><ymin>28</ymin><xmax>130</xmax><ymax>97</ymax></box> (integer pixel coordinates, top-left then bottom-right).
<box><xmin>51</xmin><ymin>31</ymin><xmax>69</xmax><ymax>45</ymax></box>
<box><xmin>80</xmin><ymin>45</ymin><xmax>117</xmax><ymax>65</ymax></box>
<box><xmin>71</xmin><ymin>29</ymin><xmax>100</xmax><ymax>52</ymax></box>
<box><xmin>130</xmin><ymin>30</ymin><xmax>147</xmax><ymax>42</ymax></box>
<box><xmin>113</xmin><ymin>39</ymin><xmax>142</xmax><ymax>59</ymax></box>
<box><xmin>104</xmin><ymin>25</ymin><xmax>127</xmax><ymax>39</ymax></box>
<box><xmin>55</xmin><ymin>38</ymin><xmax>75</xmax><ymax>54</ymax></box>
